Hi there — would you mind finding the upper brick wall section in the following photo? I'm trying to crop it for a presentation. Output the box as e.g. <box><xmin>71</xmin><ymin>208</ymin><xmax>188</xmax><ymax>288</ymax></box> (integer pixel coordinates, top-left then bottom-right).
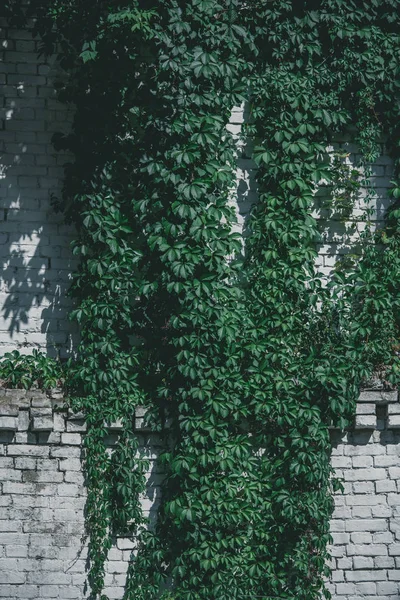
<box><xmin>0</xmin><ymin>18</ymin><xmax>395</xmax><ymax>362</ymax></box>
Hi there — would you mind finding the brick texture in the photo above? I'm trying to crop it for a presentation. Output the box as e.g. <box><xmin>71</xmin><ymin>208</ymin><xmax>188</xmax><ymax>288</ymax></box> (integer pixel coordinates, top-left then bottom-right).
<box><xmin>0</xmin><ymin>389</ymin><xmax>162</xmax><ymax>600</ymax></box>
<box><xmin>0</xmin><ymin>18</ymin><xmax>77</xmax><ymax>358</ymax></box>
<box><xmin>1</xmin><ymin>17</ymin><xmax>400</xmax><ymax>600</ymax></box>
<box><xmin>0</xmin><ymin>389</ymin><xmax>399</xmax><ymax>599</ymax></box>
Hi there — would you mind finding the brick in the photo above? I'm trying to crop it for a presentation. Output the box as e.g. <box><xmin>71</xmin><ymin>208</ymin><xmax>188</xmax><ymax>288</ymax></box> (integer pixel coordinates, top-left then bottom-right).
<box><xmin>7</xmin><ymin>445</ymin><xmax>49</xmax><ymax>457</ymax></box>
<box><xmin>344</xmin><ymin>468</ymin><xmax>386</xmax><ymax>481</ymax></box>
<box><xmin>353</xmin><ymin>556</ymin><xmax>374</xmax><ymax>569</ymax></box>
<box><xmin>32</xmin><ymin>416</ymin><xmax>54</xmax><ymax>431</ymax></box>
<box><xmin>387</xmin><ymin>415</ymin><xmax>400</xmax><ymax>428</ymax></box>
<box><xmin>0</xmin><ymin>468</ymin><xmax>21</xmax><ymax>481</ymax></box>
<box><xmin>352</xmin><ymin>482</ymin><xmax>375</xmax><ymax>493</ymax></box>
<box><xmin>2</xmin><ymin>482</ymin><xmax>36</xmax><ymax>495</ymax></box>
<box><xmin>389</xmin><ymin>467</ymin><xmax>400</xmax><ymax>479</ymax></box>
<box><xmin>22</xmin><ymin>470</ymin><xmax>63</xmax><ymax>483</ymax></box>
<box><xmin>374</xmin><ymin>455</ymin><xmax>399</xmax><ymax>468</ymax></box>
<box><xmin>375</xmin><ymin>556</ymin><xmax>395</xmax><ymax>568</ymax></box>
<box><xmin>27</xmin><ymin>572</ymin><xmax>71</xmax><ymax>585</ymax></box>
<box><xmin>56</xmin><ymin>483</ymin><xmax>82</xmax><ymax>497</ymax></box>
<box><xmin>346</xmin><ymin>519</ymin><xmax>387</xmax><ymax>532</ymax></box>
<box><xmin>0</xmin><ymin>416</ymin><xmax>18</xmax><ymax>430</ymax></box>
<box><xmin>66</xmin><ymin>420</ymin><xmax>86</xmax><ymax>433</ymax></box>
<box><xmin>351</xmin><ymin>506</ymin><xmax>372</xmax><ymax>518</ymax></box>
<box><xmin>376</xmin><ymin>581</ymin><xmax>399</xmax><ymax>594</ymax></box>
<box><xmin>59</xmin><ymin>458</ymin><xmax>81</xmax><ymax>471</ymax></box>
<box><xmin>372</xmin><ymin>504</ymin><xmax>392</xmax><ymax>518</ymax></box>
<box><xmin>354</xmin><ymin>415</ymin><xmax>377</xmax><ymax>429</ymax></box>
<box><xmin>352</xmin><ymin>455</ymin><xmax>373</xmax><ymax>468</ymax></box>
<box><xmin>358</xmin><ymin>390</ymin><xmax>397</xmax><ymax>403</ymax></box>
<box><xmin>5</xmin><ymin>545</ymin><xmax>27</xmax><ymax>558</ymax></box>
<box><xmin>388</xmin><ymin>570</ymin><xmax>400</xmax><ymax>580</ymax></box>
<box><xmin>17</xmin><ymin>410</ymin><xmax>30</xmax><ymax>431</ymax></box>
<box><xmin>336</xmin><ymin>582</ymin><xmax>356</xmax><ymax>594</ymax></box>
<box><xmin>347</xmin><ymin>544</ymin><xmax>388</xmax><ymax>556</ymax></box>
<box><xmin>0</xmin><ymin>571</ymin><xmax>25</xmax><ymax>584</ymax></box>
<box><xmin>50</xmin><ymin>447</ymin><xmax>81</xmax><ymax>458</ymax></box>
<box><xmin>60</xmin><ymin>433</ymin><xmax>82</xmax><ymax>446</ymax></box>
<box><xmin>346</xmin><ymin>495</ymin><xmax>381</xmax><ymax>506</ymax></box>
<box><xmin>346</xmin><ymin>570</ymin><xmax>387</xmax><ymax>581</ymax></box>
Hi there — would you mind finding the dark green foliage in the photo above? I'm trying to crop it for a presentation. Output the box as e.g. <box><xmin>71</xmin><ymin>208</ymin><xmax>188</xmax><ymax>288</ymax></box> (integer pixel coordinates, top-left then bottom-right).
<box><xmin>4</xmin><ymin>1</ymin><xmax>400</xmax><ymax>599</ymax></box>
<box><xmin>0</xmin><ymin>350</ymin><xmax>64</xmax><ymax>390</ymax></box>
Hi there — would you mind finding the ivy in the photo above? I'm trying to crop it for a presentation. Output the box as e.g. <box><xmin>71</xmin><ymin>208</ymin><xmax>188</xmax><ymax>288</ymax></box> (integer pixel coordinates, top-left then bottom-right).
<box><xmin>3</xmin><ymin>1</ymin><xmax>400</xmax><ymax>599</ymax></box>
<box><xmin>0</xmin><ymin>350</ymin><xmax>64</xmax><ymax>390</ymax></box>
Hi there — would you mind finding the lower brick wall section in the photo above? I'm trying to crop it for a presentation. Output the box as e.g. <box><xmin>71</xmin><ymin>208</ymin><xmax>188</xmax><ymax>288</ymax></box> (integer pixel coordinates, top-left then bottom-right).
<box><xmin>329</xmin><ymin>426</ymin><xmax>400</xmax><ymax>599</ymax></box>
<box><xmin>0</xmin><ymin>389</ymin><xmax>163</xmax><ymax>600</ymax></box>
<box><xmin>1</xmin><ymin>388</ymin><xmax>400</xmax><ymax>599</ymax></box>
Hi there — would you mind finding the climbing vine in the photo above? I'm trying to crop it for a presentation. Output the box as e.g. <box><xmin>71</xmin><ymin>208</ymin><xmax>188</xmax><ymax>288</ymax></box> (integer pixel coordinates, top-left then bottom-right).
<box><xmin>3</xmin><ymin>1</ymin><xmax>400</xmax><ymax>599</ymax></box>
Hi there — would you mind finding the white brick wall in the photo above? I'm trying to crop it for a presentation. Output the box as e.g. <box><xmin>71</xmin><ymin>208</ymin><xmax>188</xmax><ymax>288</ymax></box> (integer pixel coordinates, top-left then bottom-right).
<box><xmin>1</xmin><ymin>19</ymin><xmax>400</xmax><ymax>600</ymax></box>
<box><xmin>1</xmin><ymin>390</ymin><xmax>400</xmax><ymax>600</ymax></box>
<box><xmin>328</xmin><ymin>394</ymin><xmax>400</xmax><ymax>600</ymax></box>
<box><xmin>0</xmin><ymin>18</ymin><xmax>76</xmax><ymax>358</ymax></box>
<box><xmin>0</xmin><ymin>390</ymin><xmax>161</xmax><ymax>600</ymax></box>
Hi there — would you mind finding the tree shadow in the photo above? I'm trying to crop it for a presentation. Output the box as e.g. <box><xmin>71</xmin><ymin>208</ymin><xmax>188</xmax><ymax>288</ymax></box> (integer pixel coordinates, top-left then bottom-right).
<box><xmin>313</xmin><ymin>139</ymin><xmax>394</xmax><ymax>279</ymax></box>
<box><xmin>0</xmin><ymin>20</ymin><xmax>78</xmax><ymax>358</ymax></box>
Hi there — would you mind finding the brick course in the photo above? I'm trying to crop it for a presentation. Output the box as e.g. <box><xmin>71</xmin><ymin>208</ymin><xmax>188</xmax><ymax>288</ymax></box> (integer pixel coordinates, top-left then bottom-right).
<box><xmin>0</xmin><ymin>389</ymin><xmax>398</xmax><ymax>599</ymax></box>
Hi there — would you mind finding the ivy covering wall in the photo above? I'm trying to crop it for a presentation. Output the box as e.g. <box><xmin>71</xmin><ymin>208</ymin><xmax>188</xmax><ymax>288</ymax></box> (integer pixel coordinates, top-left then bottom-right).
<box><xmin>3</xmin><ymin>1</ymin><xmax>400</xmax><ymax>599</ymax></box>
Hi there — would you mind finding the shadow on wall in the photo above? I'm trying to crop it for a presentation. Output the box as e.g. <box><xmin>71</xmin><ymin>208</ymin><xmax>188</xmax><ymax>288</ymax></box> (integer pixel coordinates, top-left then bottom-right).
<box><xmin>313</xmin><ymin>139</ymin><xmax>394</xmax><ymax>279</ymax></box>
<box><xmin>0</xmin><ymin>19</ymin><xmax>78</xmax><ymax>358</ymax></box>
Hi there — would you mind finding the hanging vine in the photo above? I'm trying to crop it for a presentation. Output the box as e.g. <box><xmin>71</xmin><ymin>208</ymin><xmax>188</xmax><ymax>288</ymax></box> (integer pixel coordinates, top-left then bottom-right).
<box><xmin>2</xmin><ymin>1</ymin><xmax>400</xmax><ymax>599</ymax></box>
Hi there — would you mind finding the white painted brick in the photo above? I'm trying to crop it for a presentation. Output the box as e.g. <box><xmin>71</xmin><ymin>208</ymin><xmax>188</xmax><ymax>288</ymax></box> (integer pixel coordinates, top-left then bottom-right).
<box><xmin>334</xmin><ymin>506</ymin><xmax>352</xmax><ymax>519</ymax></box>
<box><xmin>388</xmin><ymin>570</ymin><xmax>400</xmax><ymax>580</ymax></box>
<box><xmin>0</xmin><ymin>414</ymin><xmax>18</xmax><ymax>430</ymax></box>
<box><xmin>351</xmin><ymin>506</ymin><xmax>372</xmax><ymax>518</ymax></box>
<box><xmin>346</xmin><ymin>570</ymin><xmax>387</xmax><ymax>581</ymax></box>
<box><xmin>352</xmin><ymin>455</ymin><xmax>373</xmax><ymax>468</ymax></box>
<box><xmin>346</xmin><ymin>495</ymin><xmax>381</xmax><ymax>506</ymax></box>
<box><xmin>374</xmin><ymin>532</ymin><xmax>394</xmax><ymax>544</ymax></box>
<box><xmin>345</xmin><ymin>444</ymin><xmax>385</xmax><ymax>456</ymax></box>
<box><xmin>59</xmin><ymin>458</ymin><xmax>81</xmax><ymax>472</ymax></box>
<box><xmin>331</xmin><ymin>533</ymin><xmax>350</xmax><ymax>544</ymax></box>
<box><xmin>355</xmin><ymin>415</ymin><xmax>377</xmax><ymax>429</ymax></box>
<box><xmin>352</xmin><ymin>482</ymin><xmax>375</xmax><ymax>493</ymax></box>
<box><xmin>375</xmin><ymin>455</ymin><xmax>399</xmax><ymax>468</ymax></box>
<box><xmin>375</xmin><ymin>556</ymin><xmax>396</xmax><ymax>569</ymax></box>
<box><xmin>388</xmin><ymin>415</ymin><xmax>400</xmax><ymax>428</ymax></box>
<box><xmin>7</xmin><ymin>445</ymin><xmax>48</xmax><ymax>457</ymax></box>
<box><xmin>344</xmin><ymin>468</ymin><xmax>387</xmax><ymax>481</ymax></box>
<box><xmin>372</xmin><ymin>504</ymin><xmax>392</xmax><ymax>518</ymax></box>
<box><xmin>347</xmin><ymin>544</ymin><xmax>388</xmax><ymax>556</ymax></box>
<box><xmin>337</xmin><ymin>557</ymin><xmax>352</xmax><ymax>569</ymax></box>
<box><xmin>353</xmin><ymin>556</ymin><xmax>374</xmax><ymax>569</ymax></box>
<box><xmin>388</xmin><ymin>467</ymin><xmax>400</xmax><ymax>479</ymax></box>
<box><xmin>353</xmin><ymin>583</ymin><xmax>378</xmax><ymax>597</ymax></box>
<box><xmin>61</xmin><ymin>433</ymin><xmax>82</xmax><ymax>446</ymax></box>
<box><xmin>356</xmin><ymin>404</ymin><xmax>376</xmax><ymax>415</ymax></box>
<box><xmin>336</xmin><ymin>582</ymin><xmax>356</xmax><ymax>594</ymax></box>
<box><xmin>346</xmin><ymin>520</ymin><xmax>387</xmax><ymax>532</ymax></box>
<box><xmin>376</xmin><ymin>582</ymin><xmax>399</xmax><ymax>595</ymax></box>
